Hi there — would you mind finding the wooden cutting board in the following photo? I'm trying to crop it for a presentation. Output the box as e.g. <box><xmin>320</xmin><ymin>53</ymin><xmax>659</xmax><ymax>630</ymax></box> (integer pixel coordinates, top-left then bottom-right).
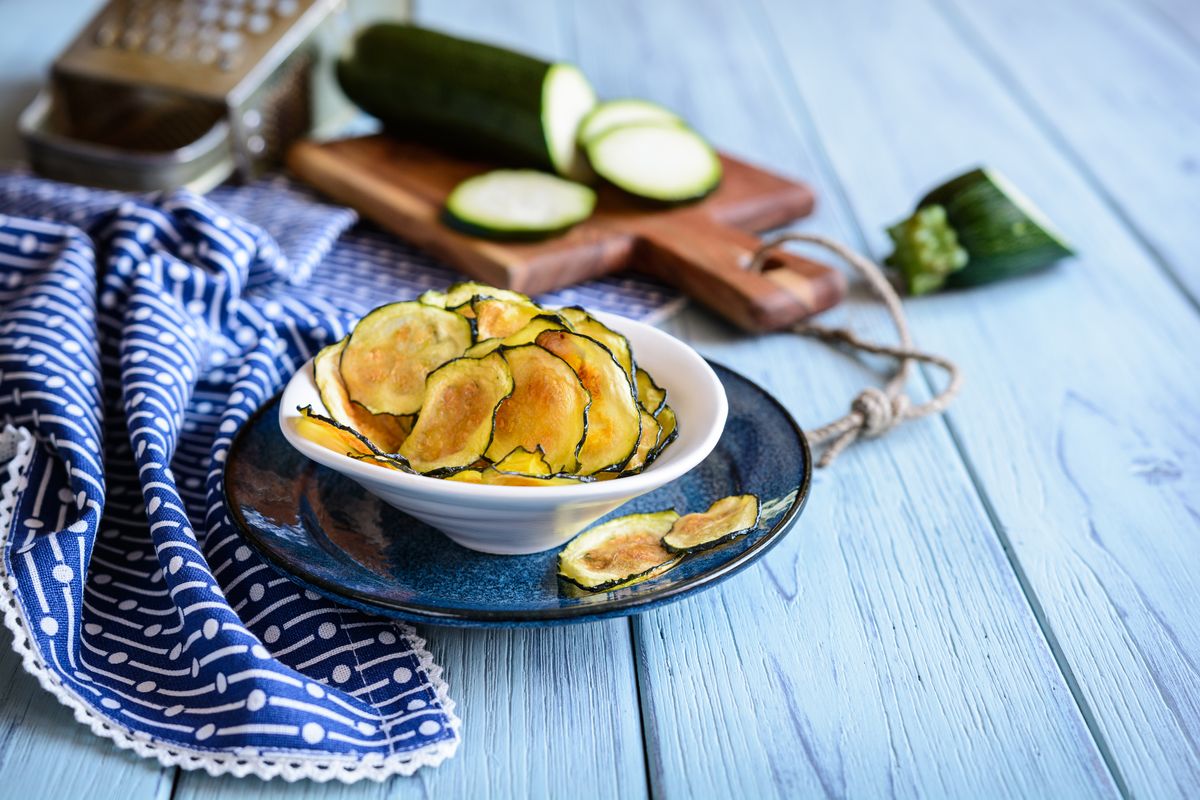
<box><xmin>287</xmin><ymin>135</ymin><xmax>845</xmax><ymax>331</ymax></box>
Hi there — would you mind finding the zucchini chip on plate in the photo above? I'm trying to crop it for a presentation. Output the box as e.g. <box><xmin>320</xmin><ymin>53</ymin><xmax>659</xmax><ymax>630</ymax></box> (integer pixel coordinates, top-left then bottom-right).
<box><xmin>536</xmin><ymin>329</ymin><xmax>640</xmax><ymax>475</ymax></box>
<box><xmin>399</xmin><ymin>352</ymin><xmax>514</xmax><ymax>473</ymax></box>
<box><xmin>312</xmin><ymin>338</ymin><xmax>412</xmax><ymax>452</ymax></box>
<box><xmin>340</xmin><ymin>301</ymin><xmax>473</xmax><ymax>415</ymax></box>
<box><xmin>662</xmin><ymin>494</ymin><xmax>761</xmax><ymax>554</ymax></box>
<box><xmin>558</xmin><ymin>510</ymin><xmax>681</xmax><ymax>591</ymax></box>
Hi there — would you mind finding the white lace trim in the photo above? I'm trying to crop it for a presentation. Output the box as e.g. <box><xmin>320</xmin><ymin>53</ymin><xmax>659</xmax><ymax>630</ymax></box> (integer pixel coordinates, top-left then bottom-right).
<box><xmin>0</xmin><ymin>424</ymin><xmax>461</xmax><ymax>783</ymax></box>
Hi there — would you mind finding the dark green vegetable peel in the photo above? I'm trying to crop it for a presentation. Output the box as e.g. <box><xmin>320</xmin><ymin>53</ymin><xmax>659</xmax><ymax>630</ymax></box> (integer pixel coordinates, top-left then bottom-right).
<box><xmin>886</xmin><ymin>168</ymin><xmax>1074</xmax><ymax>295</ymax></box>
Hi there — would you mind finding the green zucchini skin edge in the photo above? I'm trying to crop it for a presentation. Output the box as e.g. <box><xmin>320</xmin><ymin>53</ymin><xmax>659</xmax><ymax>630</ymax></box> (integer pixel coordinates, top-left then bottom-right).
<box><xmin>661</xmin><ymin>495</ymin><xmax>761</xmax><ymax>555</ymax></box>
<box><xmin>296</xmin><ymin>405</ymin><xmax>418</xmax><ymax>474</ymax></box>
<box><xmin>338</xmin><ymin>24</ymin><xmax>593</xmax><ymax>178</ymax></box>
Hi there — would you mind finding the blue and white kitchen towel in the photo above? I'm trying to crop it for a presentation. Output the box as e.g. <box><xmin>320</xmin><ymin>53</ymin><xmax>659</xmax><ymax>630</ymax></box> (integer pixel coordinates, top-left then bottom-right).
<box><xmin>0</xmin><ymin>172</ymin><xmax>680</xmax><ymax>782</ymax></box>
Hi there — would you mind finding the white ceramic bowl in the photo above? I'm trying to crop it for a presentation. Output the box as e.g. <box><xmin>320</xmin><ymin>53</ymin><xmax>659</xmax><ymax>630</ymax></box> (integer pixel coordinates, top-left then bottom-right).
<box><xmin>279</xmin><ymin>311</ymin><xmax>727</xmax><ymax>555</ymax></box>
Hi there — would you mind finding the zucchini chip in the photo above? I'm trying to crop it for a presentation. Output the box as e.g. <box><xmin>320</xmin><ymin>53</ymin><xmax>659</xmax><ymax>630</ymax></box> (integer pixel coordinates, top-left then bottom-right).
<box><xmin>446</xmin><ymin>468</ymin><xmax>589</xmax><ymax>486</ymax></box>
<box><xmin>618</xmin><ymin>408</ymin><xmax>662</xmax><ymax>476</ymax></box>
<box><xmin>493</xmin><ymin>446</ymin><xmax>553</xmax><ymax>476</ymax></box>
<box><xmin>472</xmin><ymin>297</ymin><xmax>545</xmax><ymax>341</ymax></box>
<box><xmin>417</xmin><ymin>289</ymin><xmax>447</xmax><ymax>307</ymax></box>
<box><xmin>295</xmin><ymin>407</ymin><xmax>417</xmax><ymax>473</ymax></box>
<box><xmin>648</xmin><ymin>403</ymin><xmax>678</xmax><ymax>462</ymax></box>
<box><xmin>442</xmin><ymin>281</ymin><xmax>532</xmax><ymax>310</ymax></box>
<box><xmin>486</xmin><ymin>344</ymin><xmax>590</xmax><ymax>473</ymax></box>
<box><xmin>662</xmin><ymin>494</ymin><xmax>761</xmax><ymax>554</ymax></box>
<box><xmin>536</xmin><ymin>330</ymin><xmax>641</xmax><ymax>475</ymax></box>
<box><xmin>465</xmin><ymin>314</ymin><xmax>570</xmax><ymax>358</ymax></box>
<box><xmin>635</xmin><ymin>367</ymin><xmax>667</xmax><ymax>417</ymax></box>
<box><xmin>313</xmin><ymin>338</ymin><xmax>412</xmax><ymax>452</ymax></box>
<box><xmin>399</xmin><ymin>352</ymin><xmax>514</xmax><ymax>473</ymax></box>
<box><xmin>557</xmin><ymin>306</ymin><xmax>635</xmax><ymax>381</ymax></box>
<box><xmin>557</xmin><ymin>510</ymin><xmax>681</xmax><ymax>591</ymax></box>
<box><xmin>340</xmin><ymin>301</ymin><xmax>473</xmax><ymax>415</ymax></box>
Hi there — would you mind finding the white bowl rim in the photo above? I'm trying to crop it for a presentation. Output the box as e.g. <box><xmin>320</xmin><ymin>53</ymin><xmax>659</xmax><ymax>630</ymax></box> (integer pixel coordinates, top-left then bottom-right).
<box><xmin>278</xmin><ymin>311</ymin><xmax>728</xmax><ymax>503</ymax></box>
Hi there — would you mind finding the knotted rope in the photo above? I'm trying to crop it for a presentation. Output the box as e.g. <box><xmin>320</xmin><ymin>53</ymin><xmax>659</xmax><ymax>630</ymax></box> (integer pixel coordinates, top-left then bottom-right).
<box><xmin>749</xmin><ymin>233</ymin><xmax>962</xmax><ymax>468</ymax></box>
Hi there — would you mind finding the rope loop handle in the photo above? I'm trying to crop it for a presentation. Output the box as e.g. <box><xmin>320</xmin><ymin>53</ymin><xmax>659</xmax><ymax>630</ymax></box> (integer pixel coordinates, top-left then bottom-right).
<box><xmin>749</xmin><ymin>232</ymin><xmax>962</xmax><ymax>467</ymax></box>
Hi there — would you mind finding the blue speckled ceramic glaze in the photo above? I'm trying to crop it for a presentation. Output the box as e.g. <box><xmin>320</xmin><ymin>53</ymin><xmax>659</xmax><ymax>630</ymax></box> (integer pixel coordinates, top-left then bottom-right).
<box><xmin>223</xmin><ymin>362</ymin><xmax>811</xmax><ymax>627</ymax></box>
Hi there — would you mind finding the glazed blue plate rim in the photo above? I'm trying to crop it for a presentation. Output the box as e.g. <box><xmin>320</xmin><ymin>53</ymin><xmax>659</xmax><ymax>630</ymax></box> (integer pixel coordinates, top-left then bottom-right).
<box><xmin>223</xmin><ymin>360</ymin><xmax>812</xmax><ymax>627</ymax></box>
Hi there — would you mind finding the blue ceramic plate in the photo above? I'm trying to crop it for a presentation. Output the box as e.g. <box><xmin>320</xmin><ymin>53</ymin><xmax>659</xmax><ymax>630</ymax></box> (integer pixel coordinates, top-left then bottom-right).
<box><xmin>223</xmin><ymin>362</ymin><xmax>811</xmax><ymax>627</ymax></box>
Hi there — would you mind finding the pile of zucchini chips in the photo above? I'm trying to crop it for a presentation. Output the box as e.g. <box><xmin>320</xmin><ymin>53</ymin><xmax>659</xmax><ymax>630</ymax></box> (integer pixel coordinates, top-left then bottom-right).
<box><xmin>296</xmin><ymin>281</ymin><xmax>678</xmax><ymax>485</ymax></box>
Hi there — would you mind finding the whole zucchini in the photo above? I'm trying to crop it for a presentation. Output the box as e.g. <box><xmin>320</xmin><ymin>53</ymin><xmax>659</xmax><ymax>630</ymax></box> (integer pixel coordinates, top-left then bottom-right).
<box><xmin>338</xmin><ymin>24</ymin><xmax>597</xmax><ymax>180</ymax></box>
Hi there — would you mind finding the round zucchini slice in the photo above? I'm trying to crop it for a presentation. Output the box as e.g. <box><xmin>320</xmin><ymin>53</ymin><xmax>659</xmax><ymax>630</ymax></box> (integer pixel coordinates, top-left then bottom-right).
<box><xmin>662</xmin><ymin>494</ymin><xmax>761</xmax><ymax>554</ymax></box>
<box><xmin>556</xmin><ymin>306</ymin><xmax>635</xmax><ymax>381</ymax></box>
<box><xmin>294</xmin><ymin>406</ymin><xmax>417</xmax><ymax>473</ymax></box>
<box><xmin>618</xmin><ymin>408</ymin><xmax>661</xmax><ymax>476</ymax></box>
<box><xmin>417</xmin><ymin>289</ymin><xmax>447</xmax><ymax>308</ymax></box>
<box><xmin>465</xmin><ymin>313</ymin><xmax>570</xmax><ymax>358</ymax></box>
<box><xmin>557</xmin><ymin>510</ymin><xmax>681</xmax><ymax>591</ymax></box>
<box><xmin>472</xmin><ymin>296</ymin><xmax>546</xmax><ymax>341</ymax></box>
<box><xmin>340</xmin><ymin>301</ymin><xmax>473</xmax><ymax>415</ymax></box>
<box><xmin>648</xmin><ymin>403</ymin><xmax>678</xmax><ymax>463</ymax></box>
<box><xmin>535</xmin><ymin>330</ymin><xmax>641</xmax><ymax>475</ymax></box>
<box><xmin>577</xmin><ymin>98</ymin><xmax>683</xmax><ymax>146</ymax></box>
<box><xmin>446</xmin><ymin>468</ymin><xmax>589</xmax><ymax>487</ymax></box>
<box><xmin>635</xmin><ymin>367</ymin><xmax>667</xmax><ymax>417</ymax></box>
<box><xmin>486</xmin><ymin>344</ymin><xmax>590</xmax><ymax>473</ymax></box>
<box><xmin>399</xmin><ymin>352</ymin><xmax>514</xmax><ymax>473</ymax></box>
<box><xmin>492</xmin><ymin>446</ymin><xmax>553</xmax><ymax>476</ymax></box>
<box><xmin>313</xmin><ymin>338</ymin><xmax>412</xmax><ymax>452</ymax></box>
<box><xmin>442</xmin><ymin>281</ymin><xmax>532</xmax><ymax>310</ymax></box>
<box><xmin>444</xmin><ymin>169</ymin><xmax>596</xmax><ymax>241</ymax></box>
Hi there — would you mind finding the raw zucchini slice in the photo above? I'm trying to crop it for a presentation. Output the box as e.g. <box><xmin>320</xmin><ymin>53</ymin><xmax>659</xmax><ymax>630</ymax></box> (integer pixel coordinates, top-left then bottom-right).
<box><xmin>618</xmin><ymin>408</ymin><xmax>661</xmax><ymax>476</ymax></box>
<box><xmin>493</xmin><ymin>446</ymin><xmax>553</xmax><ymax>476</ymax></box>
<box><xmin>648</xmin><ymin>403</ymin><xmax>678</xmax><ymax>462</ymax></box>
<box><xmin>557</xmin><ymin>510</ymin><xmax>682</xmax><ymax>591</ymax></box>
<box><xmin>486</xmin><ymin>344</ymin><xmax>590</xmax><ymax>473</ymax></box>
<box><xmin>577</xmin><ymin>98</ymin><xmax>683</xmax><ymax>146</ymax></box>
<box><xmin>442</xmin><ymin>281</ymin><xmax>532</xmax><ymax>310</ymax></box>
<box><xmin>472</xmin><ymin>296</ymin><xmax>546</xmax><ymax>340</ymax></box>
<box><xmin>445</xmin><ymin>170</ymin><xmax>596</xmax><ymax>241</ymax></box>
<box><xmin>635</xmin><ymin>367</ymin><xmax>667</xmax><ymax>417</ymax></box>
<box><xmin>662</xmin><ymin>494</ymin><xmax>761</xmax><ymax>554</ymax></box>
<box><xmin>313</xmin><ymin>338</ymin><xmax>412</xmax><ymax>452</ymax></box>
<box><xmin>340</xmin><ymin>301</ymin><xmax>473</xmax><ymax>415</ymax></box>
<box><xmin>587</xmin><ymin>122</ymin><xmax>722</xmax><ymax>203</ymax></box>
<box><xmin>556</xmin><ymin>306</ymin><xmax>635</xmax><ymax>381</ymax></box>
<box><xmin>536</xmin><ymin>330</ymin><xmax>641</xmax><ymax>475</ymax></box>
<box><xmin>399</xmin><ymin>352</ymin><xmax>514</xmax><ymax>473</ymax></box>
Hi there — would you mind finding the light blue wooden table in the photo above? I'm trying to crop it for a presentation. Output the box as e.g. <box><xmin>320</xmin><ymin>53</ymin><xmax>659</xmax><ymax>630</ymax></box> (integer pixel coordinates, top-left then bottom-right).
<box><xmin>2</xmin><ymin>0</ymin><xmax>1199</xmax><ymax>797</ymax></box>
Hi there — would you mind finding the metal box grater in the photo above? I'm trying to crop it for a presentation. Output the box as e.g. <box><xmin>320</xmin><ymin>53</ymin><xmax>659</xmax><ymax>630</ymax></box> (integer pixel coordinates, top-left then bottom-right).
<box><xmin>19</xmin><ymin>0</ymin><xmax>410</xmax><ymax>192</ymax></box>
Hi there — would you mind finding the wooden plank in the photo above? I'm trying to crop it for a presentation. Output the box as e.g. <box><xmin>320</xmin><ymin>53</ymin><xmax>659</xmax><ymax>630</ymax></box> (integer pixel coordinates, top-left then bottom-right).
<box><xmin>1137</xmin><ymin>0</ymin><xmax>1200</xmax><ymax>50</ymax></box>
<box><xmin>0</xmin><ymin>627</ymin><xmax>171</xmax><ymax>800</ymax></box>
<box><xmin>757</xmin><ymin>0</ymin><xmax>1200</xmax><ymax>796</ymax></box>
<box><xmin>571</xmin><ymin>1</ymin><xmax>1119</xmax><ymax>797</ymax></box>
<box><xmin>174</xmin><ymin>622</ymin><xmax>648</xmax><ymax>800</ymax></box>
<box><xmin>935</xmin><ymin>0</ymin><xmax>1200</xmax><ymax>303</ymax></box>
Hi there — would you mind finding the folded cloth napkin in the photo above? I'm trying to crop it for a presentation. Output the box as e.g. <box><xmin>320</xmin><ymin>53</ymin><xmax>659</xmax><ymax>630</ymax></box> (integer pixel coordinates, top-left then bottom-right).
<box><xmin>0</xmin><ymin>172</ymin><xmax>680</xmax><ymax>782</ymax></box>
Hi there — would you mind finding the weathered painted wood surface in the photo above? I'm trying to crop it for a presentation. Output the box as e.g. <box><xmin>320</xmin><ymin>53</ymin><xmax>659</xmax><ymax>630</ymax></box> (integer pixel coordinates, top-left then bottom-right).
<box><xmin>0</xmin><ymin>0</ymin><xmax>1198</xmax><ymax>798</ymax></box>
<box><xmin>756</xmin><ymin>0</ymin><xmax>1200</xmax><ymax>796</ymax></box>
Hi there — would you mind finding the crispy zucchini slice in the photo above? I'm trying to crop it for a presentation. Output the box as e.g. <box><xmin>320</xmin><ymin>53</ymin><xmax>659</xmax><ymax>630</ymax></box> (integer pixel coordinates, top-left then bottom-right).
<box><xmin>486</xmin><ymin>344</ymin><xmax>590</xmax><ymax>473</ymax></box>
<box><xmin>418</xmin><ymin>289</ymin><xmax>447</xmax><ymax>307</ymax></box>
<box><xmin>635</xmin><ymin>367</ymin><xmax>667</xmax><ymax>417</ymax></box>
<box><xmin>648</xmin><ymin>403</ymin><xmax>678</xmax><ymax>462</ymax></box>
<box><xmin>618</xmin><ymin>408</ymin><xmax>662</xmax><ymax>476</ymax></box>
<box><xmin>557</xmin><ymin>306</ymin><xmax>635</xmax><ymax>381</ymax></box>
<box><xmin>399</xmin><ymin>352</ymin><xmax>514</xmax><ymax>473</ymax></box>
<box><xmin>295</xmin><ymin>406</ymin><xmax>417</xmax><ymax>473</ymax></box>
<box><xmin>557</xmin><ymin>510</ymin><xmax>681</xmax><ymax>591</ymax></box>
<box><xmin>493</xmin><ymin>446</ymin><xmax>553</xmax><ymax>476</ymax></box>
<box><xmin>313</xmin><ymin>338</ymin><xmax>413</xmax><ymax>451</ymax></box>
<box><xmin>340</xmin><ymin>301</ymin><xmax>473</xmax><ymax>415</ymax></box>
<box><xmin>662</xmin><ymin>494</ymin><xmax>761</xmax><ymax>554</ymax></box>
<box><xmin>536</xmin><ymin>330</ymin><xmax>640</xmax><ymax>475</ymax></box>
<box><xmin>446</xmin><ymin>468</ymin><xmax>589</xmax><ymax>486</ymax></box>
<box><xmin>442</xmin><ymin>281</ymin><xmax>532</xmax><ymax>310</ymax></box>
<box><xmin>472</xmin><ymin>297</ymin><xmax>545</xmax><ymax>341</ymax></box>
<box><xmin>465</xmin><ymin>314</ymin><xmax>570</xmax><ymax>358</ymax></box>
